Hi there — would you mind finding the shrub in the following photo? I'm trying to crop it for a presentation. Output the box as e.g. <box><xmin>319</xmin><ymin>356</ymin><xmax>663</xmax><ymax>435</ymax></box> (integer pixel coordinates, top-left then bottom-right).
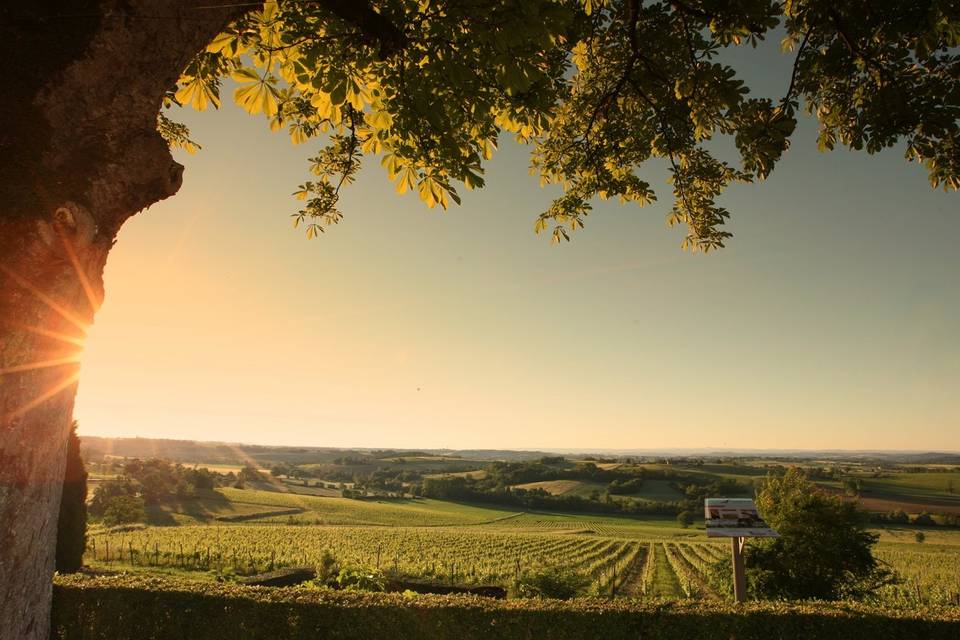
<box><xmin>516</xmin><ymin>566</ymin><xmax>591</xmax><ymax>600</ymax></box>
<box><xmin>912</xmin><ymin>513</ymin><xmax>937</xmax><ymax>527</ymax></box>
<box><xmin>50</xmin><ymin>575</ymin><xmax>960</xmax><ymax>640</ymax></box>
<box><xmin>88</xmin><ymin>478</ymin><xmax>138</xmax><ymax>518</ymax></box>
<box><xmin>336</xmin><ymin>566</ymin><xmax>386</xmax><ymax>592</ymax></box>
<box><xmin>102</xmin><ymin>495</ymin><xmax>145</xmax><ymax>526</ymax></box>
<box><xmin>748</xmin><ymin>469</ymin><xmax>893</xmax><ymax>601</ymax></box>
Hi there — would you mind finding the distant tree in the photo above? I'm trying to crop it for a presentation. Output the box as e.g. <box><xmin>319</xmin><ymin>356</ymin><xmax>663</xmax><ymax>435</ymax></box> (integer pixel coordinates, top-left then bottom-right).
<box><xmin>676</xmin><ymin>510</ymin><xmax>694</xmax><ymax>528</ymax></box>
<box><xmin>915</xmin><ymin>531</ymin><xmax>926</xmax><ymax>544</ymax></box>
<box><xmin>55</xmin><ymin>421</ymin><xmax>87</xmax><ymax>573</ymax></box>
<box><xmin>185</xmin><ymin>467</ymin><xmax>217</xmax><ymax>492</ymax></box>
<box><xmin>747</xmin><ymin>468</ymin><xmax>892</xmax><ymax>601</ymax></box>
<box><xmin>239</xmin><ymin>464</ymin><xmax>265</xmax><ymax>483</ymax></box>
<box><xmin>843</xmin><ymin>478</ymin><xmax>862</xmax><ymax>497</ymax></box>
<box><xmin>102</xmin><ymin>495</ymin><xmax>146</xmax><ymax>527</ymax></box>
<box><xmin>890</xmin><ymin>509</ymin><xmax>910</xmax><ymax>525</ymax></box>
<box><xmin>912</xmin><ymin>512</ymin><xmax>937</xmax><ymax>527</ymax></box>
<box><xmin>88</xmin><ymin>478</ymin><xmax>138</xmax><ymax>518</ymax></box>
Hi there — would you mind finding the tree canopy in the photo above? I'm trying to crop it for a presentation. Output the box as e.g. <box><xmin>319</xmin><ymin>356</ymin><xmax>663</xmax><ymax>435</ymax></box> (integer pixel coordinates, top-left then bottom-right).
<box><xmin>165</xmin><ymin>0</ymin><xmax>959</xmax><ymax>250</ymax></box>
<box><xmin>747</xmin><ymin>468</ymin><xmax>892</xmax><ymax>600</ymax></box>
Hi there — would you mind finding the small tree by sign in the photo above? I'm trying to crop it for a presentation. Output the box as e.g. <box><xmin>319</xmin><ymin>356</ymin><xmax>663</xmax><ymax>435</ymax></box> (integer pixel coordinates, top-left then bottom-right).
<box><xmin>704</xmin><ymin>498</ymin><xmax>778</xmax><ymax>603</ymax></box>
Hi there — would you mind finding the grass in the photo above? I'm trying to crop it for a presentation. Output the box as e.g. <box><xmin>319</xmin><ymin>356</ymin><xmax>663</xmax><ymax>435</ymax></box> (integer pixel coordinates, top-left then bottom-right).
<box><xmin>645</xmin><ymin>543</ymin><xmax>684</xmax><ymax>598</ymax></box>
<box><xmin>217</xmin><ymin>488</ymin><xmax>521</xmax><ymax>526</ymax></box>
<box><xmin>511</xmin><ymin>480</ymin><xmax>606</xmax><ymax>497</ymax></box>
<box><xmin>628</xmin><ymin>479</ymin><xmax>687</xmax><ymax>502</ymax></box>
<box><xmin>874</xmin><ymin>526</ymin><xmax>960</xmax><ymax>547</ymax></box>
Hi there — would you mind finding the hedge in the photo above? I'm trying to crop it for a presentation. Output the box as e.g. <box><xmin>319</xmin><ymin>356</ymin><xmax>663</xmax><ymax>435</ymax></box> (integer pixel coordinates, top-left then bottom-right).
<box><xmin>51</xmin><ymin>575</ymin><xmax>960</xmax><ymax>640</ymax></box>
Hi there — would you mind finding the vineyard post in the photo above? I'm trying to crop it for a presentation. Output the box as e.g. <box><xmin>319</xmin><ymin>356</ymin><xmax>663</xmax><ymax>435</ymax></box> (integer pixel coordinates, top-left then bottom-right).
<box><xmin>105</xmin><ymin>540</ymin><xmax>109</xmax><ymax>564</ymax></box>
<box><xmin>155</xmin><ymin>543</ymin><xmax>159</xmax><ymax>566</ymax></box>
<box><xmin>730</xmin><ymin>537</ymin><xmax>746</xmax><ymax>604</ymax></box>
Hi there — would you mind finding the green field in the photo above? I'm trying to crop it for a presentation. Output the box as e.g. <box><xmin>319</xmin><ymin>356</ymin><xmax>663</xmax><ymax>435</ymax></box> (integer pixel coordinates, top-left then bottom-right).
<box><xmin>512</xmin><ymin>479</ymin><xmax>606</xmax><ymax>497</ymax></box>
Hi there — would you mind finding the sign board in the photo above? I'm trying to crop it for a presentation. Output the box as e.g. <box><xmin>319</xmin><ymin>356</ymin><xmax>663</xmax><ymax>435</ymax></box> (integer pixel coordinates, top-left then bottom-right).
<box><xmin>704</xmin><ymin>498</ymin><xmax>779</xmax><ymax>538</ymax></box>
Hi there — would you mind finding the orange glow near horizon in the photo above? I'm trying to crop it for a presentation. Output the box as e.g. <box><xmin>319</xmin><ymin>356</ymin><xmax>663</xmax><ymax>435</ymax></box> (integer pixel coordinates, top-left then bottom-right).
<box><xmin>72</xmin><ymin>100</ymin><xmax>960</xmax><ymax>453</ymax></box>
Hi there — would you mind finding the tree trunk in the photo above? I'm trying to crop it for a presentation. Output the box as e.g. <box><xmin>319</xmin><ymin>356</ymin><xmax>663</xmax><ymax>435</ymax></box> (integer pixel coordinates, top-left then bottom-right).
<box><xmin>0</xmin><ymin>3</ymin><xmax>244</xmax><ymax>638</ymax></box>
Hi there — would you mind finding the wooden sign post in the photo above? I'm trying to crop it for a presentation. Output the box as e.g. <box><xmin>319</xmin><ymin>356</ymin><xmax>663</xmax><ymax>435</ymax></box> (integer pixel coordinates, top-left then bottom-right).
<box><xmin>730</xmin><ymin>536</ymin><xmax>746</xmax><ymax>603</ymax></box>
<box><xmin>705</xmin><ymin>498</ymin><xmax>778</xmax><ymax>604</ymax></box>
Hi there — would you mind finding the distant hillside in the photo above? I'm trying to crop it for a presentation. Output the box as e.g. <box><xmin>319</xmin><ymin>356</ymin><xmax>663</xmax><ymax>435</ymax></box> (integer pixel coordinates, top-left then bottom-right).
<box><xmin>79</xmin><ymin>435</ymin><xmax>960</xmax><ymax>467</ymax></box>
<box><xmin>79</xmin><ymin>436</ymin><xmax>550</xmax><ymax>466</ymax></box>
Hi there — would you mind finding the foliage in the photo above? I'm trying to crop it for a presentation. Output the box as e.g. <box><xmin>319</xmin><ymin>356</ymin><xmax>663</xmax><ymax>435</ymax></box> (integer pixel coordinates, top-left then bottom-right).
<box><xmin>168</xmin><ymin>0</ymin><xmax>960</xmax><ymax>251</ymax></box>
<box><xmin>86</xmin><ymin>525</ymin><xmax>640</xmax><ymax>592</ymax></box>
<box><xmin>316</xmin><ymin>550</ymin><xmax>341</xmax><ymax>584</ymax></box>
<box><xmin>747</xmin><ymin>468</ymin><xmax>893</xmax><ymax>601</ymax></box>
<box><xmin>88</xmin><ymin>479</ymin><xmax>140</xmax><ymax>519</ymax></box>
<box><xmin>55</xmin><ymin>421</ymin><xmax>87</xmax><ymax>574</ymax></box>
<box><xmin>101</xmin><ymin>495</ymin><xmax>146</xmax><ymax>527</ymax></box>
<box><xmin>336</xmin><ymin>566</ymin><xmax>387</xmax><ymax>592</ymax></box>
<box><xmin>516</xmin><ymin>566</ymin><xmax>592</xmax><ymax>600</ymax></box>
<box><xmin>607</xmin><ymin>477</ymin><xmax>645</xmax><ymax>494</ymax></box>
<box><xmin>88</xmin><ymin>459</ymin><xmax>225</xmax><ymax>519</ymax></box>
<box><xmin>418</xmin><ymin>474</ymin><xmax>681</xmax><ymax>516</ymax></box>
<box><xmin>51</xmin><ymin>574</ymin><xmax>960</xmax><ymax>640</ymax></box>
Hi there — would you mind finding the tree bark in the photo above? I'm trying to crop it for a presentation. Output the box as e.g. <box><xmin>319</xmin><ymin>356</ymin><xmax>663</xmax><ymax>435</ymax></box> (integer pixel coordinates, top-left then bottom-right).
<box><xmin>0</xmin><ymin>3</ymin><xmax>244</xmax><ymax>638</ymax></box>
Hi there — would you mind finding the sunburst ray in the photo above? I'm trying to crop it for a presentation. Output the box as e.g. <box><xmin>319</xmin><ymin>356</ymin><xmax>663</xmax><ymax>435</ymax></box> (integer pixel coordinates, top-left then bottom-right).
<box><xmin>12</xmin><ymin>323</ymin><xmax>87</xmax><ymax>348</ymax></box>
<box><xmin>5</xmin><ymin>370</ymin><xmax>81</xmax><ymax>421</ymax></box>
<box><xmin>57</xmin><ymin>227</ymin><xmax>103</xmax><ymax>312</ymax></box>
<box><xmin>0</xmin><ymin>355</ymin><xmax>82</xmax><ymax>376</ymax></box>
<box><xmin>0</xmin><ymin>264</ymin><xmax>90</xmax><ymax>333</ymax></box>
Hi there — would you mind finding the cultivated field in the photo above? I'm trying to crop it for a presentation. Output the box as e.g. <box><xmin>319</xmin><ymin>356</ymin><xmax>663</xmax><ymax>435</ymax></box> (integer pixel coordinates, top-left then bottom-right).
<box><xmin>85</xmin><ymin>487</ymin><xmax>960</xmax><ymax>607</ymax></box>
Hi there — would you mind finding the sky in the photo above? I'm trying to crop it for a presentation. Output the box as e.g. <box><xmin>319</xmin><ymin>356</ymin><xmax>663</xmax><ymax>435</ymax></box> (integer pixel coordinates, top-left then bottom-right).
<box><xmin>74</xmin><ymin>39</ymin><xmax>959</xmax><ymax>452</ymax></box>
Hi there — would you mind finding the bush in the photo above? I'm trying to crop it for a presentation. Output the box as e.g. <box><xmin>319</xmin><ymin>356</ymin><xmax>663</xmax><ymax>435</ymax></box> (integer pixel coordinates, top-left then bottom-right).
<box><xmin>516</xmin><ymin>566</ymin><xmax>591</xmax><ymax>600</ymax></box>
<box><xmin>336</xmin><ymin>566</ymin><xmax>386</xmax><ymax>592</ymax></box>
<box><xmin>747</xmin><ymin>469</ymin><xmax>892</xmax><ymax>601</ymax></box>
<box><xmin>88</xmin><ymin>478</ymin><xmax>138</xmax><ymax>518</ymax></box>
<box><xmin>51</xmin><ymin>575</ymin><xmax>960</xmax><ymax>640</ymax></box>
<box><xmin>912</xmin><ymin>513</ymin><xmax>937</xmax><ymax>527</ymax></box>
<box><xmin>102</xmin><ymin>495</ymin><xmax>145</xmax><ymax>526</ymax></box>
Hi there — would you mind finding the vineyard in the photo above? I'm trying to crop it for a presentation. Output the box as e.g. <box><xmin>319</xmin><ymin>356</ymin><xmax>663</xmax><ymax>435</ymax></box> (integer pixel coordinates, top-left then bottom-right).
<box><xmin>87</xmin><ymin>525</ymin><xmax>658</xmax><ymax>595</ymax></box>
<box><xmin>85</xmin><ymin>521</ymin><xmax>960</xmax><ymax>606</ymax></box>
<box><xmin>81</xmin><ymin>485</ymin><xmax>960</xmax><ymax>608</ymax></box>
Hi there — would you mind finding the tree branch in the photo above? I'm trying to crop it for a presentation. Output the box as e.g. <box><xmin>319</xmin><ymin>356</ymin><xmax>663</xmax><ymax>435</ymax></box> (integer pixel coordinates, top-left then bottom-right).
<box><xmin>313</xmin><ymin>0</ymin><xmax>407</xmax><ymax>59</ymax></box>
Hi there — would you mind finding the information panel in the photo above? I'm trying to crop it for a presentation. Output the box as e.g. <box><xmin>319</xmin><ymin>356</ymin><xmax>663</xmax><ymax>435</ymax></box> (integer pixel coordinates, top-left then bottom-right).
<box><xmin>704</xmin><ymin>498</ymin><xmax>779</xmax><ymax>538</ymax></box>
